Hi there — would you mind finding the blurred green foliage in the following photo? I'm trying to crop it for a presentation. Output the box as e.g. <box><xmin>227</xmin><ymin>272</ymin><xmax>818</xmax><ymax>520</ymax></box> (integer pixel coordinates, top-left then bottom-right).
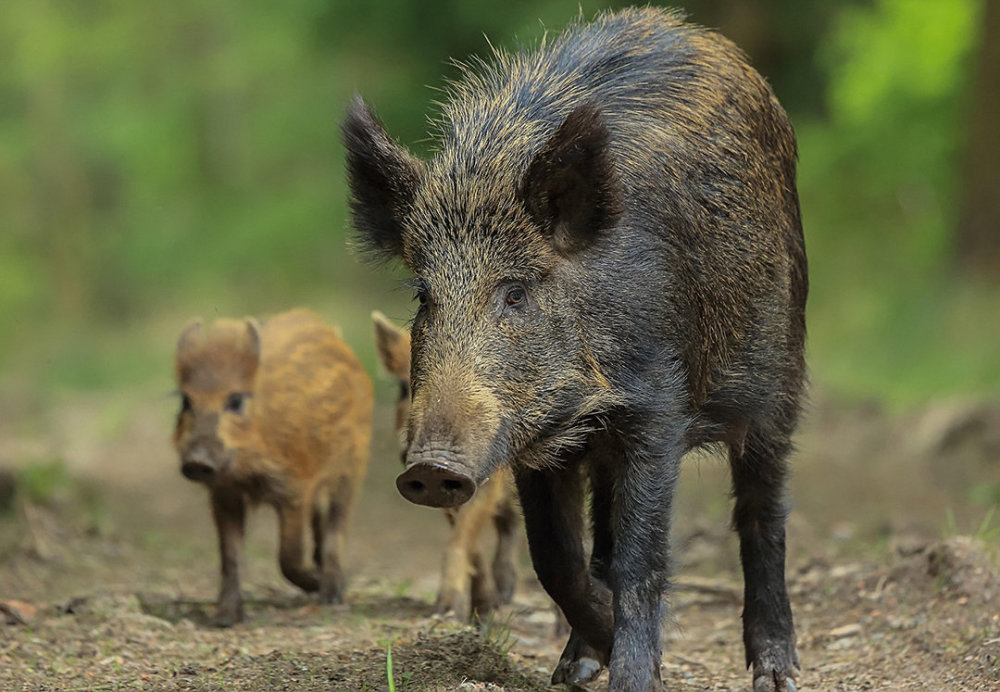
<box><xmin>798</xmin><ymin>0</ymin><xmax>998</xmax><ymax>404</ymax></box>
<box><xmin>0</xmin><ymin>0</ymin><xmax>995</xmax><ymax>405</ymax></box>
<box><xmin>14</xmin><ymin>456</ymin><xmax>74</xmax><ymax>506</ymax></box>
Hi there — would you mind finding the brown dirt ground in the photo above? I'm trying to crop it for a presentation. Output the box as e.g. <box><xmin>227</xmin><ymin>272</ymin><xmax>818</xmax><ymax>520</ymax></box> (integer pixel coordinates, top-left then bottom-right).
<box><xmin>1</xmin><ymin>388</ymin><xmax>999</xmax><ymax>691</ymax></box>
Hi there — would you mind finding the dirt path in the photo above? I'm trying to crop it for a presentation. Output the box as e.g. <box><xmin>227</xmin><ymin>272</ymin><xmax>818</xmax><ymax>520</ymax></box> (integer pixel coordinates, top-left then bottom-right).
<box><xmin>1</xmin><ymin>391</ymin><xmax>999</xmax><ymax>690</ymax></box>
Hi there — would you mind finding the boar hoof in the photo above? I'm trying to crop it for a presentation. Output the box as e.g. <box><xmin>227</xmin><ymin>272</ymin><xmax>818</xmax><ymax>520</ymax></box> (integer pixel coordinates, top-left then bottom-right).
<box><xmin>552</xmin><ymin>631</ymin><xmax>604</xmax><ymax>686</ymax></box>
<box><xmin>753</xmin><ymin>673</ymin><xmax>797</xmax><ymax>692</ymax></box>
<box><xmin>551</xmin><ymin>656</ymin><xmax>602</xmax><ymax>686</ymax></box>
<box><xmin>751</xmin><ymin>640</ymin><xmax>799</xmax><ymax>692</ymax></box>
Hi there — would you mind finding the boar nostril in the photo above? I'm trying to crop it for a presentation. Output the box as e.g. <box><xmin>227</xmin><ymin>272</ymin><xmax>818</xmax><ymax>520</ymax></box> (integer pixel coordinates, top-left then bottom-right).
<box><xmin>396</xmin><ymin>462</ymin><xmax>476</xmax><ymax>508</ymax></box>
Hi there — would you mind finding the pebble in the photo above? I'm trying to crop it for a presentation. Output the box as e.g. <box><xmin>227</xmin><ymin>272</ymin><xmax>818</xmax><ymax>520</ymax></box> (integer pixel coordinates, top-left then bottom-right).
<box><xmin>828</xmin><ymin>623</ymin><xmax>863</xmax><ymax>639</ymax></box>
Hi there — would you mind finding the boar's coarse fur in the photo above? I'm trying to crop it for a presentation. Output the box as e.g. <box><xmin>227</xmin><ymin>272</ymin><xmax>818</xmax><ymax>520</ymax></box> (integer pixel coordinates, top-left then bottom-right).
<box><xmin>344</xmin><ymin>8</ymin><xmax>806</xmax><ymax>692</ymax></box>
<box><xmin>173</xmin><ymin>309</ymin><xmax>373</xmax><ymax>626</ymax></box>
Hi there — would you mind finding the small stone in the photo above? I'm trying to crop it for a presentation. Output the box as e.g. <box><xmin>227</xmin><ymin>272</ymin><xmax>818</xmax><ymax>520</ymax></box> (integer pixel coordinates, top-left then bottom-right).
<box><xmin>0</xmin><ymin>599</ymin><xmax>37</xmax><ymax>625</ymax></box>
<box><xmin>828</xmin><ymin>623</ymin><xmax>863</xmax><ymax>639</ymax></box>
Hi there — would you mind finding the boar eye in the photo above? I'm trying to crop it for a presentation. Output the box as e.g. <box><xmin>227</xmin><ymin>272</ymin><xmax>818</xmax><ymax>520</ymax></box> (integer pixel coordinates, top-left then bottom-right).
<box><xmin>505</xmin><ymin>285</ymin><xmax>526</xmax><ymax>307</ymax></box>
<box><xmin>225</xmin><ymin>392</ymin><xmax>247</xmax><ymax>414</ymax></box>
<box><xmin>409</xmin><ymin>278</ymin><xmax>429</xmax><ymax>306</ymax></box>
<box><xmin>180</xmin><ymin>394</ymin><xmax>192</xmax><ymax>413</ymax></box>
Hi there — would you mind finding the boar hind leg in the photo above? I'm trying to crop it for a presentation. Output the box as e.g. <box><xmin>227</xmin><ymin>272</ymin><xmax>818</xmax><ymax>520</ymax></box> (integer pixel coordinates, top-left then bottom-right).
<box><xmin>211</xmin><ymin>486</ymin><xmax>246</xmax><ymax>627</ymax></box>
<box><xmin>313</xmin><ymin>479</ymin><xmax>352</xmax><ymax>605</ymax></box>
<box><xmin>491</xmin><ymin>496</ymin><xmax>518</xmax><ymax>605</ymax></box>
<box><xmin>437</xmin><ymin>488</ymin><xmax>496</xmax><ymax>621</ymax></box>
<box><xmin>277</xmin><ymin>502</ymin><xmax>320</xmax><ymax>593</ymax></box>
<box><xmin>516</xmin><ymin>466</ymin><xmax>613</xmax><ymax>687</ymax></box>
<box><xmin>730</xmin><ymin>426</ymin><xmax>798</xmax><ymax>692</ymax></box>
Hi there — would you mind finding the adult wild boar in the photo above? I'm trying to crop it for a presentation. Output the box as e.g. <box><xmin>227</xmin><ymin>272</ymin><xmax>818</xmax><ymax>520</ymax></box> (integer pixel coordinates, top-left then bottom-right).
<box><xmin>174</xmin><ymin>309</ymin><xmax>373</xmax><ymax>625</ymax></box>
<box><xmin>344</xmin><ymin>8</ymin><xmax>806</xmax><ymax>691</ymax></box>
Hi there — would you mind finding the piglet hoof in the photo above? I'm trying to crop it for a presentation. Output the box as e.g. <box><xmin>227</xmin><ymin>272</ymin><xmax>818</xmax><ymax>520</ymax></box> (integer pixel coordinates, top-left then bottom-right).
<box><xmin>753</xmin><ymin>673</ymin><xmax>797</xmax><ymax>692</ymax></box>
<box><xmin>318</xmin><ymin>585</ymin><xmax>344</xmax><ymax>606</ymax></box>
<box><xmin>552</xmin><ymin>631</ymin><xmax>604</xmax><ymax>686</ymax></box>
<box><xmin>212</xmin><ymin>600</ymin><xmax>244</xmax><ymax>628</ymax></box>
<box><xmin>471</xmin><ymin>595</ymin><xmax>498</xmax><ymax>623</ymax></box>
<box><xmin>493</xmin><ymin>563</ymin><xmax>516</xmax><ymax>605</ymax></box>
<box><xmin>434</xmin><ymin>588</ymin><xmax>471</xmax><ymax>622</ymax></box>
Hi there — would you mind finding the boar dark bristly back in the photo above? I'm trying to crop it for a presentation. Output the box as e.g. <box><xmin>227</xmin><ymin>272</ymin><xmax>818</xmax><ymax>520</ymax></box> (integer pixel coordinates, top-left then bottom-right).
<box><xmin>344</xmin><ymin>8</ymin><xmax>806</xmax><ymax>692</ymax></box>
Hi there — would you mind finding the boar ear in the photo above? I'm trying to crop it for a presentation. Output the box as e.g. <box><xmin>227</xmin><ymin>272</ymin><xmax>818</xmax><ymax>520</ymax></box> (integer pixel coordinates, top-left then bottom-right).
<box><xmin>372</xmin><ymin>311</ymin><xmax>411</xmax><ymax>382</ymax></box>
<box><xmin>520</xmin><ymin>104</ymin><xmax>623</xmax><ymax>256</ymax></box>
<box><xmin>342</xmin><ymin>96</ymin><xmax>424</xmax><ymax>258</ymax></box>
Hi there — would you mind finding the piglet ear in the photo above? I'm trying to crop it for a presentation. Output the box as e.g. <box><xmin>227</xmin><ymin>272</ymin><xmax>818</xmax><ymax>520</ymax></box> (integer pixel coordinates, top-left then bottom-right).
<box><xmin>176</xmin><ymin>320</ymin><xmax>203</xmax><ymax>358</ymax></box>
<box><xmin>372</xmin><ymin>310</ymin><xmax>411</xmax><ymax>382</ymax></box>
<box><xmin>175</xmin><ymin>319</ymin><xmax>202</xmax><ymax>385</ymax></box>
<box><xmin>520</xmin><ymin>104</ymin><xmax>623</xmax><ymax>256</ymax></box>
<box><xmin>244</xmin><ymin>319</ymin><xmax>261</xmax><ymax>361</ymax></box>
<box><xmin>342</xmin><ymin>95</ymin><xmax>424</xmax><ymax>258</ymax></box>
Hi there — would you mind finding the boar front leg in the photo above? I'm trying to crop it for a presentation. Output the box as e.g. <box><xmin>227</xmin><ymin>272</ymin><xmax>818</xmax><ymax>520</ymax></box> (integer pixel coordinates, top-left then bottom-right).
<box><xmin>277</xmin><ymin>501</ymin><xmax>320</xmax><ymax>593</ymax></box>
<box><xmin>605</xmin><ymin>430</ymin><xmax>682</xmax><ymax>692</ymax></box>
<box><xmin>211</xmin><ymin>486</ymin><xmax>246</xmax><ymax>627</ymax></box>
<box><xmin>516</xmin><ymin>465</ymin><xmax>614</xmax><ymax>686</ymax></box>
<box><xmin>549</xmin><ymin>455</ymin><xmax>617</xmax><ymax>682</ymax></box>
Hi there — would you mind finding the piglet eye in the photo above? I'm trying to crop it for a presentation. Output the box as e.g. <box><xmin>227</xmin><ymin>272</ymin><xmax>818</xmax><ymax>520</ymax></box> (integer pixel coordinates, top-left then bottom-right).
<box><xmin>505</xmin><ymin>286</ymin><xmax>526</xmax><ymax>306</ymax></box>
<box><xmin>225</xmin><ymin>392</ymin><xmax>246</xmax><ymax>414</ymax></box>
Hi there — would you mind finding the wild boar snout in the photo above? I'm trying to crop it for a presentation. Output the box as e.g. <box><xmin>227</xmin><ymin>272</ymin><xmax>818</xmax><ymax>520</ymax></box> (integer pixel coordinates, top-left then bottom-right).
<box><xmin>396</xmin><ymin>454</ymin><xmax>476</xmax><ymax>508</ymax></box>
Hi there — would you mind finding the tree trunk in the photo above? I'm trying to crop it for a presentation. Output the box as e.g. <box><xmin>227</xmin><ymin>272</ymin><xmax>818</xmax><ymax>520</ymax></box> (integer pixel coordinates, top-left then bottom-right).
<box><xmin>957</xmin><ymin>0</ymin><xmax>1000</xmax><ymax>280</ymax></box>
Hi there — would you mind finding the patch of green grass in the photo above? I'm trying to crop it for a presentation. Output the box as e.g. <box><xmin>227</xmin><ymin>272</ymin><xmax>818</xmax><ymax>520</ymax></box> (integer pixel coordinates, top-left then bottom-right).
<box><xmin>15</xmin><ymin>457</ymin><xmax>74</xmax><ymax>506</ymax></box>
<box><xmin>968</xmin><ymin>483</ymin><xmax>1000</xmax><ymax>509</ymax></box>
<box><xmin>481</xmin><ymin>610</ymin><xmax>517</xmax><ymax>659</ymax></box>
<box><xmin>393</xmin><ymin>579</ymin><xmax>413</xmax><ymax>598</ymax></box>
<box><xmin>941</xmin><ymin>505</ymin><xmax>1000</xmax><ymax>543</ymax></box>
<box><xmin>385</xmin><ymin>641</ymin><xmax>396</xmax><ymax>692</ymax></box>
<box><xmin>974</xmin><ymin>506</ymin><xmax>999</xmax><ymax>544</ymax></box>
